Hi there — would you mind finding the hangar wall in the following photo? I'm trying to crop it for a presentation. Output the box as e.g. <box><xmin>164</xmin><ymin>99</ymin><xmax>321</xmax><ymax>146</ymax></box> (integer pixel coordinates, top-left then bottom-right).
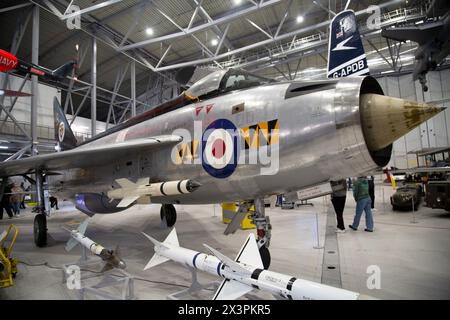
<box><xmin>4</xmin><ymin>75</ymin><xmax>106</xmax><ymax>141</ymax></box>
<box><xmin>377</xmin><ymin>69</ymin><xmax>450</xmax><ymax>169</ymax></box>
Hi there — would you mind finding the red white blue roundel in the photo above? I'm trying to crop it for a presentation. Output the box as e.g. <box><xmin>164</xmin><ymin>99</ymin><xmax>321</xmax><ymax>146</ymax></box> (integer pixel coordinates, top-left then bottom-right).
<box><xmin>202</xmin><ymin>119</ymin><xmax>239</xmax><ymax>179</ymax></box>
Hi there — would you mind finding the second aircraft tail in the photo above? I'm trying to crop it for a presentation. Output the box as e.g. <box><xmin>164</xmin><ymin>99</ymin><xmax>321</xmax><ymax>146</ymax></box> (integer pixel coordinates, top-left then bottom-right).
<box><xmin>327</xmin><ymin>10</ymin><xmax>369</xmax><ymax>78</ymax></box>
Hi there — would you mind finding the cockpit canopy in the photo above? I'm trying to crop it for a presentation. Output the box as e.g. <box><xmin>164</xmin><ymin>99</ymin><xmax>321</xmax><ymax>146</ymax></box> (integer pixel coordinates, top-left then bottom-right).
<box><xmin>185</xmin><ymin>68</ymin><xmax>275</xmax><ymax>99</ymax></box>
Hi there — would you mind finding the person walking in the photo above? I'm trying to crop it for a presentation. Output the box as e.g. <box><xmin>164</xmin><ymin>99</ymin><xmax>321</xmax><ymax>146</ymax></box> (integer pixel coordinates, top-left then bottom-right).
<box><xmin>368</xmin><ymin>176</ymin><xmax>376</xmax><ymax>210</ymax></box>
<box><xmin>331</xmin><ymin>179</ymin><xmax>347</xmax><ymax>233</ymax></box>
<box><xmin>0</xmin><ymin>184</ymin><xmax>14</xmax><ymax>220</ymax></box>
<box><xmin>20</xmin><ymin>182</ymin><xmax>26</xmax><ymax>209</ymax></box>
<box><xmin>11</xmin><ymin>183</ymin><xmax>22</xmax><ymax>216</ymax></box>
<box><xmin>349</xmin><ymin>176</ymin><xmax>374</xmax><ymax>232</ymax></box>
<box><xmin>50</xmin><ymin>196</ymin><xmax>59</xmax><ymax>210</ymax></box>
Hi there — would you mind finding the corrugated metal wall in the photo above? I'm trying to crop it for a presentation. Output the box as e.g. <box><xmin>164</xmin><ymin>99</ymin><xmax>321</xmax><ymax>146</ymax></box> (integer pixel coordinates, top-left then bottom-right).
<box><xmin>376</xmin><ymin>69</ymin><xmax>450</xmax><ymax>169</ymax></box>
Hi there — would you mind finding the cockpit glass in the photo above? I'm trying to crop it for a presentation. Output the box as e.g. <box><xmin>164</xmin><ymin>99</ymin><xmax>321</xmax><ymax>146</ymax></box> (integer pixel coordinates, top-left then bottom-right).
<box><xmin>185</xmin><ymin>68</ymin><xmax>275</xmax><ymax>98</ymax></box>
<box><xmin>221</xmin><ymin>69</ymin><xmax>274</xmax><ymax>93</ymax></box>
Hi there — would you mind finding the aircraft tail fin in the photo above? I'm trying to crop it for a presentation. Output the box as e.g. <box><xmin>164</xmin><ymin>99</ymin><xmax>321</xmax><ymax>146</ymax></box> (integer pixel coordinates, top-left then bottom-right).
<box><xmin>52</xmin><ymin>60</ymin><xmax>77</xmax><ymax>80</ymax></box>
<box><xmin>327</xmin><ymin>10</ymin><xmax>369</xmax><ymax>78</ymax></box>
<box><xmin>53</xmin><ymin>97</ymin><xmax>78</xmax><ymax>151</ymax></box>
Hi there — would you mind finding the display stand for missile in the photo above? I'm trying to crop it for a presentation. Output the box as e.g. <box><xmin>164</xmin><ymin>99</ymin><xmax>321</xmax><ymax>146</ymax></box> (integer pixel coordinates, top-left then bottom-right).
<box><xmin>62</xmin><ymin>245</ymin><xmax>135</xmax><ymax>300</ymax></box>
<box><xmin>166</xmin><ymin>266</ymin><xmax>221</xmax><ymax>300</ymax></box>
<box><xmin>62</xmin><ymin>220</ymin><xmax>134</xmax><ymax>300</ymax></box>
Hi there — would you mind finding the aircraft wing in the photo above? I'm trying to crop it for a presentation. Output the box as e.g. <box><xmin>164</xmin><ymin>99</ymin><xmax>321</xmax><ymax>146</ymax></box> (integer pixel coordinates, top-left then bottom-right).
<box><xmin>0</xmin><ymin>135</ymin><xmax>182</xmax><ymax>177</ymax></box>
<box><xmin>382</xmin><ymin>21</ymin><xmax>443</xmax><ymax>44</ymax></box>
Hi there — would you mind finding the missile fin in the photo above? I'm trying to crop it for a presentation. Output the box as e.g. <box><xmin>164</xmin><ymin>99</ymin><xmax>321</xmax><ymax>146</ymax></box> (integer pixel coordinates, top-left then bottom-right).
<box><xmin>141</xmin><ymin>232</ymin><xmax>161</xmax><ymax>246</ymax></box>
<box><xmin>117</xmin><ymin>196</ymin><xmax>140</xmax><ymax>207</ymax></box>
<box><xmin>65</xmin><ymin>238</ymin><xmax>79</xmax><ymax>252</ymax></box>
<box><xmin>163</xmin><ymin>228</ymin><xmax>179</xmax><ymax>247</ymax></box>
<box><xmin>115</xmin><ymin>178</ymin><xmax>136</xmax><ymax>189</ymax></box>
<box><xmin>136</xmin><ymin>177</ymin><xmax>149</xmax><ymax>186</ymax></box>
<box><xmin>100</xmin><ymin>263</ymin><xmax>114</xmax><ymax>273</ymax></box>
<box><xmin>203</xmin><ymin>244</ymin><xmax>250</xmax><ymax>275</ymax></box>
<box><xmin>213</xmin><ymin>279</ymin><xmax>253</xmax><ymax>300</ymax></box>
<box><xmin>234</xmin><ymin>233</ymin><xmax>264</xmax><ymax>269</ymax></box>
<box><xmin>77</xmin><ymin>218</ymin><xmax>89</xmax><ymax>235</ymax></box>
<box><xmin>144</xmin><ymin>253</ymin><xmax>170</xmax><ymax>270</ymax></box>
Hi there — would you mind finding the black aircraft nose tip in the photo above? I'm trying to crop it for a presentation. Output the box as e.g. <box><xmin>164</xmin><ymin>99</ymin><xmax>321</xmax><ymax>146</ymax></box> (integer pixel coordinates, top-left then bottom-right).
<box><xmin>186</xmin><ymin>180</ymin><xmax>202</xmax><ymax>192</ymax></box>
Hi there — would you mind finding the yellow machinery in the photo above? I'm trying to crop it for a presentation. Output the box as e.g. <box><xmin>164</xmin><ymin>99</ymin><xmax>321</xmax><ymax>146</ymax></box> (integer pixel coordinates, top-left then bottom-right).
<box><xmin>0</xmin><ymin>224</ymin><xmax>19</xmax><ymax>288</ymax></box>
<box><xmin>221</xmin><ymin>203</ymin><xmax>256</xmax><ymax>229</ymax></box>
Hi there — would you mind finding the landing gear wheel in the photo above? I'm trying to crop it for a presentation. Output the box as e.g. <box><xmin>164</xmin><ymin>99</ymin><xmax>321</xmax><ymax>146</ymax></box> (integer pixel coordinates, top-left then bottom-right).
<box><xmin>160</xmin><ymin>204</ymin><xmax>177</xmax><ymax>227</ymax></box>
<box><xmin>259</xmin><ymin>246</ymin><xmax>271</xmax><ymax>270</ymax></box>
<box><xmin>34</xmin><ymin>214</ymin><xmax>47</xmax><ymax>247</ymax></box>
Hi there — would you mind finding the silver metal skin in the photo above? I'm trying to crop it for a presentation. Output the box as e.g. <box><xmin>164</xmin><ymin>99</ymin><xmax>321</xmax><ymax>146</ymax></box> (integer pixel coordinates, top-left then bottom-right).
<box><xmin>50</xmin><ymin>76</ymin><xmax>391</xmax><ymax>206</ymax></box>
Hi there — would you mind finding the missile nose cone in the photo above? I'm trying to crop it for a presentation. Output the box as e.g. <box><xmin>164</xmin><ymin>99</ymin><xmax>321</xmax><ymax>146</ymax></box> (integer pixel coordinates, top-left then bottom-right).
<box><xmin>361</xmin><ymin>94</ymin><xmax>446</xmax><ymax>151</ymax></box>
<box><xmin>186</xmin><ymin>180</ymin><xmax>202</xmax><ymax>192</ymax></box>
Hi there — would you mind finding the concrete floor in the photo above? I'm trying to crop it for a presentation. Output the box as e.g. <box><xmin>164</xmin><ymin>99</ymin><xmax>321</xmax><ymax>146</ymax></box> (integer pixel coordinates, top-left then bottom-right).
<box><xmin>0</xmin><ymin>184</ymin><xmax>449</xmax><ymax>300</ymax></box>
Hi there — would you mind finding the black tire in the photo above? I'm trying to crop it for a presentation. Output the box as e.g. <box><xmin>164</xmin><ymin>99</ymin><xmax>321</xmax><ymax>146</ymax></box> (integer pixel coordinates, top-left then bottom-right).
<box><xmin>259</xmin><ymin>246</ymin><xmax>271</xmax><ymax>270</ymax></box>
<box><xmin>392</xmin><ymin>205</ymin><xmax>397</xmax><ymax>211</ymax></box>
<box><xmin>160</xmin><ymin>204</ymin><xmax>177</xmax><ymax>227</ymax></box>
<box><xmin>34</xmin><ymin>214</ymin><xmax>47</xmax><ymax>247</ymax></box>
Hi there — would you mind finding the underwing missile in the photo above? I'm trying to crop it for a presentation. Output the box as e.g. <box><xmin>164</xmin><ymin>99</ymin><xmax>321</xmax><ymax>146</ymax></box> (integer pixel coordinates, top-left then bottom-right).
<box><xmin>107</xmin><ymin>178</ymin><xmax>201</xmax><ymax>207</ymax></box>
<box><xmin>142</xmin><ymin>229</ymin><xmax>367</xmax><ymax>300</ymax></box>
<box><xmin>64</xmin><ymin>219</ymin><xmax>126</xmax><ymax>271</ymax></box>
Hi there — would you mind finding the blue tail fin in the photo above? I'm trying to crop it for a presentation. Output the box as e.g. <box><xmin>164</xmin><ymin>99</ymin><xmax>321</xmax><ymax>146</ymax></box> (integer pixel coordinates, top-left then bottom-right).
<box><xmin>327</xmin><ymin>10</ymin><xmax>369</xmax><ymax>78</ymax></box>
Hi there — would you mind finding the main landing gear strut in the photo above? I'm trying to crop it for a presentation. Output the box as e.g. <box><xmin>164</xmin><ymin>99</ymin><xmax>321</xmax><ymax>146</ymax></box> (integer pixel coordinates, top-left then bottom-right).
<box><xmin>251</xmin><ymin>199</ymin><xmax>272</xmax><ymax>269</ymax></box>
<box><xmin>224</xmin><ymin>199</ymin><xmax>272</xmax><ymax>269</ymax></box>
<box><xmin>33</xmin><ymin>172</ymin><xmax>48</xmax><ymax>247</ymax></box>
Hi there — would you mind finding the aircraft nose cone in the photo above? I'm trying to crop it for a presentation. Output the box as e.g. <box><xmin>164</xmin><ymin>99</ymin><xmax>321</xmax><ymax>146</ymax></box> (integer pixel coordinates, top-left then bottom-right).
<box><xmin>118</xmin><ymin>261</ymin><xmax>126</xmax><ymax>269</ymax></box>
<box><xmin>360</xmin><ymin>94</ymin><xmax>446</xmax><ymax>151</ymax></box>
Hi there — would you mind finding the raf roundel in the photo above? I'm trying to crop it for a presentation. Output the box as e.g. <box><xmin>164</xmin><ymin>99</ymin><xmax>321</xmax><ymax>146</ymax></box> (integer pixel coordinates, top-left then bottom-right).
<box><xmin>202</xmin><ymin>119</ymin><xmax>239</xmax><ymax>179</ymax></box>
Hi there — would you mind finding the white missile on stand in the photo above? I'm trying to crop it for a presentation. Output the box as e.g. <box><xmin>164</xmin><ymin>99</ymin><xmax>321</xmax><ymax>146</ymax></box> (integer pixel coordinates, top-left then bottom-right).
<box><xmin>64</xmin><ymin>219</ymin><xmax>126</xmax><ymax>271</ymax></box>
<box><xmin>107</xmin><ymin>178</ymin><xmax>201</xmax><ymax>207</ymax></box>
<box><xmin>142</xmin><ymin>229</ymin><xmax>369</xmax><ymax>300</ymax></box>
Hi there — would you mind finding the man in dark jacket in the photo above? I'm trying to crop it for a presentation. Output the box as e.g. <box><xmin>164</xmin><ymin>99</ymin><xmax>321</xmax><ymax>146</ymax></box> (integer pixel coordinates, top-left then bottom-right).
<box><xmin>349</xmin><ymin>176</ymin><xmax>374</xmax><ymax>232</ymax></box>
<box><xmin>0</xmin><ymin>184</ymin><xmax>14</xmax><ymax>220</ymax></box>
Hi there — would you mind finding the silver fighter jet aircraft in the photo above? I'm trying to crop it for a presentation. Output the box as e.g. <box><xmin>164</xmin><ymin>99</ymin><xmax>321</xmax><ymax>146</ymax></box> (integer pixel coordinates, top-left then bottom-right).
<box><xmin>0</xmin><ymin>13</ymin><xmax>446</xmax><ymax>268</ymax></box>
